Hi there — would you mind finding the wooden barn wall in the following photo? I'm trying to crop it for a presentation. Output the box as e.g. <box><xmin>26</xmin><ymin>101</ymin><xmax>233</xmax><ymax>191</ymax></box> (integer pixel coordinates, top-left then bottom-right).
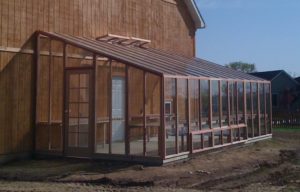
<box><xmin>0</xmin><ymin>0</ymin><xmax>195</xmax><ymax>156</ymax></box>
<box><xmin>0</xmin><ymin>0</ymin><xmax>195</xmax><ymax>56</ymax></box>
<box><xmin>0</xmin><ymin>51</ymin><xmax>34</xmax><ymax>156</ymax></box>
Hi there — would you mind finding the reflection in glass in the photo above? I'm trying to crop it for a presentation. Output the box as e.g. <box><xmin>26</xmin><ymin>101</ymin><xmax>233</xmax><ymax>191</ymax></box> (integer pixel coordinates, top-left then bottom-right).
<box><xmin>229</xmin><ymin>82</ymin><xmax>237</xmax><ymax>125</ymax></box>
<box><xmin>212</xmin><ymin>81</ymin><xmax>220</xmax><ymax>128</ymax></box>
<box><xmin>95</xmin><ymin>60</ymin><xmax>110</xmax><ymax>154</ymax></box>
<box><xmin>252</xmin><ymin>83</ymin><xmax>259</xmax><ymax>136</ymax></box>
<box><xmin>246</xmin><ymin>82</ymin><xmax>253</xmax><ymax>138</ymax></box>
<box><xmin>237</xmin><ymin>82</ymin><xmax>244</xmax><ymax>124</ymax></box>
<box><xmin>260</xmin><ymin>84</ymin><xmax>266</xmax><ymax>135</ymax></box>
<box><xmin>111</xmin><ymin>62</ymin><xmax>126</xmax><ymax>154</ymax></box>
<box><xmin>265</xmin><ymin>84</ymin><xmax>271</xmax><ymax>134</ymax></box>
<box><xmin>221</xmin><ymin>81</ymin><xmax>228</xmax><ymax>127</ymax></box>
<box><xmin>128</xmin><ymin>67</ymin><xmax>144</xmax><ymax>155</ymax></box>
<box><xmin>189</xmin><ymin>80</ymin><xmax>200</xmax><ymax>131</ymax></box>
<box><xmin>200</xmin><ymin>80</ymin><xmax>210</xmax><ymax>129</ymax></box>
<box><xmin>177</xmin><ymin>79</ymin><xmax>188</xmax><ymax>153</ymax></box>
<box><xmin>145</xmin><ymin>73</ymin><xmax>161</xmax><ymax>156</ymax></box>
<box><xmin>165</xmin><ymin>78</ymin><xmax>176</xmax><ymax>155</ymax></box>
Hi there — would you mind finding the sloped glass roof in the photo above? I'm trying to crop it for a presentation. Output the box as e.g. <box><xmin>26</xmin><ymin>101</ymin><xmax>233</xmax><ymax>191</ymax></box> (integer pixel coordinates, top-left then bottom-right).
<box><xmin>37</xmin><ymin>31</ymin><xmax>267</xmax><ymax>82</ymax></box>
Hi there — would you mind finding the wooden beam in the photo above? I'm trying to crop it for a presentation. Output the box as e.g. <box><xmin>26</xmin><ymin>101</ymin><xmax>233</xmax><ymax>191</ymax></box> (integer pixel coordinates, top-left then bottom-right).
<box><xmin>109</xmin><ymin>60</ymin><xmax>112</xmax><ymax>154</ymax></box>
<box><xmin>161</xmin><ymin>77</ymin><xmax>166</xmax><ymax>159</ymax></box>
<box><xmin>175</xmin><ymin>79</ymin><xmax>178</xmax><ymax>154</ymax></box>
<box><xmin>209</xmin><ymin>80</ymin><xmax>213</xmax><ymax>147</ymax></box>
<box><xmin>143</xmin><ymin>71</ymin><xmax>146</xmax><ymax>156</ymax></box>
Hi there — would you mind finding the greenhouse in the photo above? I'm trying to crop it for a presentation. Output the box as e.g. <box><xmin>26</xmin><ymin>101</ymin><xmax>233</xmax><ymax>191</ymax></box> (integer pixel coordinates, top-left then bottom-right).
<box><xmin>35</xmin><ymin>31</ymin><xmax>272</xmax><ymax>164</ymax></box>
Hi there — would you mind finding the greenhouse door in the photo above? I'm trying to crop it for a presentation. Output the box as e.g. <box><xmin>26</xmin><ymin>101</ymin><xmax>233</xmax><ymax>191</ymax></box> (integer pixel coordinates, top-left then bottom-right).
<box><xmin>64</xmin><ymin>69</ymin><xmax>93</xmax><ymax>157</ymax></box>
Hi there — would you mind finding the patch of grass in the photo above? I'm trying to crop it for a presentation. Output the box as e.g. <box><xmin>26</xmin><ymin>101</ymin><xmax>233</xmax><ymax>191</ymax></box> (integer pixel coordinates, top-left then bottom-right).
<box><xmin>273</xmin><ymin>127</ymin><xmax>300</xmax><ymax>132</ymax></box>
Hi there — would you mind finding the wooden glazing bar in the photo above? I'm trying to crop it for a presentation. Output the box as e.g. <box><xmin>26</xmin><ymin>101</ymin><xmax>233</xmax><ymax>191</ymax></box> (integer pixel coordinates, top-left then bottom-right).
<box><xmin>218</xmin><ymin>80</ymin><xmax>223</xmax><ymax>144</ymax></box>
<box><xmin>91</xmin><ymin>54</ymin><xmax>97</xmax><ymax>155</ymax></box>
<box><xmin>199</xmin><ymin>79</ymin><xmax>202</xmax><ymax>130</ymax></box>
<box><xmin>125</xmin><ymin>65</ymin><xmax>129</xmax><ymax>155</ymax></box>
<box><xmin>161</xmin><ymin>77</ymin><xmax>166</xmax><ymax>159</ymax></box>
<box><xmin>143</xmin><ymin>71</ymin><xmax>146</xmax><ymax>156</ymax></box>
<box><xmin>175</xmin><ymin>78</ymin><xmax>178</xmax><ymax>154</ymax></box>
<box><xmin>250</xmin><ymin>83</ymin><xmax>254</xmax><ymax>138</ymax></box>
<box><xmin>269</xmin><ymin>83</ymin><xmax>273</xmax><ymax>133</ymax></box>
<box><xmin>264</xmin><ymin>84</ymin><xmax>267</xmax><ymax>134</ymax></box>
<box><xmin>209</xmin><ymin>80</ymin><xmax>214</xmax><ymax>146</ymax></box>
<box><xmin>109</xmin><ymin>60</ymin><xmax>112</xmax><ymax>154</ymax></box>
<box><xmin>187</xmin><ymin>79</ymin><xmax>190</xmax><ymax>151</ymax></box>
<box><xmin>243</xmin><ymin>82</ymin><xmax>247</xmax><ymax>139</ymax></box>
<box><xmin>257</xmin><ymin>83</ymin><xmax>261</xmax><ymax>136</ymax></box>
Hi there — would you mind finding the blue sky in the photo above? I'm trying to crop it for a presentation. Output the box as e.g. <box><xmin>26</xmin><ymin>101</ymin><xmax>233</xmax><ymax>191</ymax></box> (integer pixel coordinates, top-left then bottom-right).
<box><xmin>195</xmin><ymin>0</ymin><xmax>300</xmax><ymax>77</ymax></box>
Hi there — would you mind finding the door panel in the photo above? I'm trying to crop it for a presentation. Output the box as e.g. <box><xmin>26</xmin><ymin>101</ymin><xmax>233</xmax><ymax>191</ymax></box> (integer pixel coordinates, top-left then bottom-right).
<box><xmin>111</xmin><ymin>77</ymin><xmax>125</xmax><ymax>154</ymax></box>
<box><xmin>65</xmin><ymin>70</ymin><xmax>92</xmax><ymax>157</ymax></box>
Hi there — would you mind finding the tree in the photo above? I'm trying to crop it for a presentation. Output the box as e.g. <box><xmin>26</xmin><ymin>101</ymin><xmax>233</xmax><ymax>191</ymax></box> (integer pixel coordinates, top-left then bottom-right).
<box><xmin>225</xmin><ymin>61</ymin><xmax>257</xmax><ymax>73</ymax></box>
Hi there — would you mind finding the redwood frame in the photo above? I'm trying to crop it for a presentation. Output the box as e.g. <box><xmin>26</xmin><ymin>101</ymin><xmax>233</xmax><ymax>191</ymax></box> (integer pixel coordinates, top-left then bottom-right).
<box><xmin>35</xmin><ymin>31</ymin><xmax>272</xmax><ymax>163</ymax></box>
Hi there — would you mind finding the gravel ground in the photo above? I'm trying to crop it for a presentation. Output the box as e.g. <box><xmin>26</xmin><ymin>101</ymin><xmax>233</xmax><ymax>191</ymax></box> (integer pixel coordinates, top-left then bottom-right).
<box><xmin>0</xmin><ymin>130</ymin><xmax>299</xmax><ymax>192</ymax></box>
<box><xmin>0</xmin><ymin>181</ymin><xmax>201</xmax><ymax>192</ymax></box>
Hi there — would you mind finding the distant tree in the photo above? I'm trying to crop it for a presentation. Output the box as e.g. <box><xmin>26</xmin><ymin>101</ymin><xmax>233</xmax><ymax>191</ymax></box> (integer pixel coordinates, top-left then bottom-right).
<box><xmin>225</xmin><ymin>61</ymin><xmax>257</xmax><ymax>73</ymax></box>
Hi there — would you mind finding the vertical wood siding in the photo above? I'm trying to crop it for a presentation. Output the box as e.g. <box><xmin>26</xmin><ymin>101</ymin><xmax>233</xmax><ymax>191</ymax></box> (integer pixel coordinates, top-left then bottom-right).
<box><xmin>0</xmin><ymin>0</ymin><xmax>195</xmax><ymax>156</ymax></box>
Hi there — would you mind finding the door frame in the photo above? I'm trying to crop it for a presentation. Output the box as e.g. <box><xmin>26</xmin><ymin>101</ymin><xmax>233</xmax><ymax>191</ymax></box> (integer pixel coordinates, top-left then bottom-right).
<box><xmin>64</xmin><ymin>68</ymin><xmax>95</xmax><ymax>157</ymax></box>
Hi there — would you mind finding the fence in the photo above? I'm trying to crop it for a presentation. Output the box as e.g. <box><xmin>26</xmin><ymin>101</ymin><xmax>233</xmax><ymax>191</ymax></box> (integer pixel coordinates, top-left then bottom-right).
<box><xmin>272</xmin><ymin>112</ymin><xmax>300</xmax><ymax>128</ymax></box>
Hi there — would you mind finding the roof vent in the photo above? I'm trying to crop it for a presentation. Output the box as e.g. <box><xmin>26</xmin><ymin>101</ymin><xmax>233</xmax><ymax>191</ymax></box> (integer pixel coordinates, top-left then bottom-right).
<box><xmin>96</xmin><ymin>34</ymin><xmax>151</xmax><ymax>48</ymax></box>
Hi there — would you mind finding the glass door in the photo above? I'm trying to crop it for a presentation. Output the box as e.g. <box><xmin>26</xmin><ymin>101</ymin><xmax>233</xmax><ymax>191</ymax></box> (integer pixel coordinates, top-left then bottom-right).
<box><xmin>65</xmin><ymin>69</ymin><xmax>92</xmax><ymax>157</ymax></box>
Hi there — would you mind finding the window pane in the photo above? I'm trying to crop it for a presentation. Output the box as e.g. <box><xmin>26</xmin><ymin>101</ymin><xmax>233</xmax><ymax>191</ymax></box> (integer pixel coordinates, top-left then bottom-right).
<box><xmin>221</xmin><ymin>81</ymin><xmax>228</xmax><ymax>127</ymax></box>
<box><xmin>128</xmin><ymin>67</ymin><xmax>144</xmax><ymax>156</ymax></box>
<box><xmin>165</xmin><ymin>78</ymin><xmax>176</xmax><ymax>156</ymax></box>
<box><xmin>229</xmin><ymin>82</ymin><xmax>237</xmax><ymax>125</ymax></box>
<box><xmin>69</xmin><ymin>104</ymin><xmax>79</xmax><ymax>117</ymax></box>
<box><xmin>69</xmin><ymin>74</ymin><xmax>79</xmax><ymax>88</ymax></box>
<box><xmin>69</xmin><ymin>89</ymin><xmax>79</xmax><ymax>102</ymax></box>
<box><xmin>80</xmin><ymin>74</ymin><xmax>89</xmax><ymax>88</ymax></box>
<box><xmin>111</xmin><ymin>62</ymin><xmax>126</xmax><ymax>154</ymax></box>
<box><xmin>200</xmin><ymin>80</ymin><xmax>210</xmax><ymax>129</ymax></box>
<box><xmin>246</xmin><ymin>82</ymin><xmax>253</xmax><ymax>138</ymax></box>
<box><xmin>79</xmin><ymin>88</ymin><xmax>89</xmax><ymax>102</ymax></box>
<box><xmin>212</xmin><ymin>81</ymin><xmax>220</xmax><ymax>128</ymax></box>
<box><xmin>232</xmin><ymin>128</ymin><xmax>239</xmax><ymax>142</ymax></box>
<box><xmin>203</xmin><ymin>133</ymin><xmax>213</xmax><ymax>148</ymax></box>
<box><xmin>68</xmin><ymin>133</ymin><xmax>78</xmax><ymax>147</ymax></box>
<box><xmin>214</xmin><ymin>131</ymin><xmax>222</xmax><ymax>146</ymax></box>
<box><xmin>260</xmin><ymin>84</ymin><xmax>266</xmax><ymax>135</ymax></box>
<box><xmin>189</xmin><ymin>80</ymin><xmax>200</xmax><ymax>131</ymax></box>
<box><xmin>222</xmin><ymin>129</ymin><xmax>231</xmax><ymax>144</ymax></box>
<box><xmin>95</xmin><ymin>59</ymin><xmax>110</xmax><ymax>154</ymax></box>
<box><xmin>68</xmin><ymin>118</ymin><xmax>78</xmax><ymax>133</ymax></box>
<box><xmin>237</xmin><ymin>82</ymin><xmax>244</xmax><ymax>124</ymax></box>
<box><xmin>66</xmin><ymin>45</ymin><xmax>93</xmax><ymax>67</ymax></box>
<box><xmin>79</xmin><ymin>103</ymin><xmax>89</xmax><ymax>118</ymax></box>
<box><xmin>252</xmin><ymin>83</ymin><xmax>259</xmax><ymax>137</ymax></box>
<box><xmin>240</xmin><ymin>127</ymin><xmax>247</xmax><ymax>140</ymax></box>
<box><xmin>79</xmin><ymin>118</ymin><xmax>89</xmax><ymax>133</ymax></box>
<box><xmin>177</xmin><ymin>79</ymin><xmax>188</xmax><ymax>153</ymax></box>
<box><xmin>192</xmin><ymin>134</ymin><xmax>202</xmax><ymax>150</ymax></box>
<box><xmin>145</xmin><ymin>73</ymin><xmax>161</xmax><ymax>157</ymax></box>
<box><xmin>78</xmin><ymin>133</ymin><xmax>88</xmax><ymax>147</ymax></box>
<box><xmin>265</xmin><ymin>84</ymin><xmax>271</xmax><ymax>134</ymax></box>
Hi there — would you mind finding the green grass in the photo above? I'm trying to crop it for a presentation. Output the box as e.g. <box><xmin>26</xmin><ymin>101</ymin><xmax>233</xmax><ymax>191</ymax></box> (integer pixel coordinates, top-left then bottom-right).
<box><xmin>273</xmin><ymin>127</ymin><xmax>300</xmax><ymax>132</ymax></box>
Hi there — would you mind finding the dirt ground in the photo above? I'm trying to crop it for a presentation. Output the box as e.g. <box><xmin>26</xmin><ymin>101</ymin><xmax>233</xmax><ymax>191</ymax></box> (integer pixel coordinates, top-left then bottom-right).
<box><xmin>0</xmin><ymin>129</ymin><xmax>299</xmax><ymax>192</ymax></box>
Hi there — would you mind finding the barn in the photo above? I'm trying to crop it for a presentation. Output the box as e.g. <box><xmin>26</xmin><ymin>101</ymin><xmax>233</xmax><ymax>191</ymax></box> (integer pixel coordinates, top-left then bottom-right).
<box><xmin>0</xmin><ymin>0</ymin><xmax>272</xmax><ymax>164</ymax></box>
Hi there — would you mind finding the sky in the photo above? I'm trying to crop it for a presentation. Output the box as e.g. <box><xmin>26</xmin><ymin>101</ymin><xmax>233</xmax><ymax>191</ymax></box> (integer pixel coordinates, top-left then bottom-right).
<box><xmin>195</xmin><ymin>0</ymin><xmax>300</xmax><ymax>77</ymax></box>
